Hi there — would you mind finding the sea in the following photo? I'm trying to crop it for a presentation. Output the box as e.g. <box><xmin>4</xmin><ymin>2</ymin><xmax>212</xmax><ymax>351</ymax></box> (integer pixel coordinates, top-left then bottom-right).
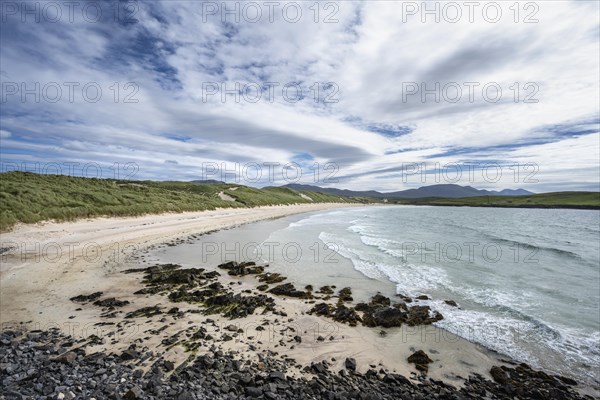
<box><xmin>149</xmin><ymin>205</ymin><xmax>600</xmax><ymax>385</ymax></box>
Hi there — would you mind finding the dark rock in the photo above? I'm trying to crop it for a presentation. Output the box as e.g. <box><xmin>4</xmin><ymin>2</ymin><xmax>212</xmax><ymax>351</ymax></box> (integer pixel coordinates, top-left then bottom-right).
<box><xmin>164</xmin><ymin>360</ymin><xmax>175</xmax><ymax>371</ymax></box>
<box><xmin>120</xmin><ymin>349</ymin><xmax>140</xmax><ymax>361</ymax></box>
<box><xmin>311</xmin><ymin>361</ymin><xmax>327</xmax><ymax>374</ymax></box>
<box><xmin>369</xmin><ymin>294</ymin><xmax>391</xmax><ymax>307</ymax></box>
<box><xmin>70</xmin><ymin>292</ymin><xmax>103</xmax><ymax>302</ymax></box>
<box><xmin>362</xmin><ymin>307</ymin><xmax>406</xmax><ymax>328</ymax></box>
<box><xmin>309</xmin><ymin>302</ymin><xmax>331</xmax><ymax>316</ymax></box>
<box><xmin>345</xmin><ymin>358</ymin><xmax>356</xmax><ymax>371</ymax></box>
<box><xmin>407</xmin><ymin>350</ymin><xmax>433</xmax><ymax>365</ymax></box>
<box><xmin>218</xmin><ymin>261</ymin><xmax>239</xmax><ymax>270</ymax></box>
<box><xmin>444</xmin><ymin>300</ymin><xmax>458</xmax><ymax>307</ymax></box>
<box><xmin>257</xmin><ymin>273</ymin><xmax>287</xmax><ymax>284</ymax></box>
<box><xmin>245</xmin><ymin>387</ymin><xmax>262</xmax><ymax>397</ymax></box>
<box><xmin>407</xmin><ymin>350</ymin><xmax>433</xmax><ymax>373</ymax></box>
<box><xmin>490</xmin><ymin>366</ymin><xmax>510</xmax><ymax>384</ymax></box>
<box><xmin>93</xmin><ymin>297</ymin><xmax>130</xmax><ymax>308</ymax></box>
<box><xmin>53</xmin><ymin>351</ymin><xmax>77</xmax><ymax>364</ymax></box>
<box><xmin>124</xmin><ymin>386</ymin><xmax>143</xmax><ymax>399</ymax></box>
<box><xmin>221</xmin><ymin>261</ymin><xmax>265</xmax><ymax>277</ymax></box>
<box><xmin>332</xmin><ymin>304</ymin><xmax>361</xmax><ymax>326</ymax></box>
<box><xmin>125</xmin><ymin>306</ymin><xmax>162</xmax><ymax>319</ymax></box>
<box><xmin>558</xmin><ymin>376</ymin><xmax>578</xmax><ymax>386</ymax></box>
<box><xmin>269</xmin><ymin>283</ymin><xmax>307</xmax><ymax>298</ymax></box>
<box><xmin>338</xmin><ymin>287</ymin><xmax>353</xmax><ymax>302</ymax></box>
<box><xmin>204</xmin><ymin>292</ymin><xmax>274</xmax><ymax>319</ymax></box>
<box><xmin>176</xmin><ymin>391</ymin><xmax>194</xmax><ymax>400</ymax></box>
<box><xmin>268</xmin><ymin>371</ymin><xmax>286</xmax><ymax>381</ymax></box>
<box><xmin>405</xmin><ymin>305</ymin><xmax>443</xmax><ymax>326</ymax></box>
<box><xmin>318</xmin><ymin>286</ymin><xmax>334</xmax><ymax>295</ymax></box>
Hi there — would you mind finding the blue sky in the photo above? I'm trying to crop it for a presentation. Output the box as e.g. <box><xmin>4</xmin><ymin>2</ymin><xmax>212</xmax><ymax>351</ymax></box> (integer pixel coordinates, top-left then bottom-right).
<box><xmin>0</xmin><ymin>0</ymin><xmax>599</xmax><ymax>192</ymax></box>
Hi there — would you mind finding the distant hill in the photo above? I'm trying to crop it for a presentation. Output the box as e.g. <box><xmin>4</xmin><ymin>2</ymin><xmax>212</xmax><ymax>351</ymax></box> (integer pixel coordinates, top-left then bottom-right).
<box><xmin>283</xmin><ymin>184</ymin><xmax>534</xmax><ymax>199</ymax></box>
<box><xmin>190</xmin><ymin>179</ymin><xmax>226</xmax><ymax>184</ymax></box>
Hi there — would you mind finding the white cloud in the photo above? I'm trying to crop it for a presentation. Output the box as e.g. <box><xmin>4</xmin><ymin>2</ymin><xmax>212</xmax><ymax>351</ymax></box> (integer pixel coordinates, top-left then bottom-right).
<box><xmin>0</xmin><ymin>0</ymin><xmax>598</xmax><ymax>191</ymax></box>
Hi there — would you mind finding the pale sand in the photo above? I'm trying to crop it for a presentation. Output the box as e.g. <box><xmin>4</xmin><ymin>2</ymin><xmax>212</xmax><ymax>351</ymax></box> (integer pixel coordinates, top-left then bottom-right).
<box><xmin>0</xmin><ymin>203</ymin><xmax>511</xmax><ymax>389</ymax></box>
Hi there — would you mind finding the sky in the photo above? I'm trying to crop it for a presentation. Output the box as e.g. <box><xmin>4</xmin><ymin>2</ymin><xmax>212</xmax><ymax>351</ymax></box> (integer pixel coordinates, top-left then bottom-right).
<box><xmin>0</xmin><ymin>0</ymin><xmax>599</xmax><ymax>192</ymax></box>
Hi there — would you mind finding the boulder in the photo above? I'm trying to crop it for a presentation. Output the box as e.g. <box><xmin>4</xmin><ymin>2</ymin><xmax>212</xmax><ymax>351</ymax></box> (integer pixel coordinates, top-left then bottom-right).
<box><xmin>269</xmin><ymin>283</ymin><xmax>307</xmax><ymax>298</ymax></box>
<box><xmin>369</xmin><ymin>294</ymin><xmax>391</xmax><ymax>307</ymax></box>
<box><xmin>345</xmin><ymin>358</ymin><xmax>357</xmax><ymax>371</ymax></box>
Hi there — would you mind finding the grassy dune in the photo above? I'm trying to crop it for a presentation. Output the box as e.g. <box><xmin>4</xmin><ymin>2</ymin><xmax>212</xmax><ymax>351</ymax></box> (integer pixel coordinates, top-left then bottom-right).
<box><xmin>0</xmin><ymin>172</ymin><xmax>358</xmax><ymax>231</ymax></box>
<box><xmin>391</xmin><ymin>192</ymin><xmax>600</xmax><ymax>209</ymax></box>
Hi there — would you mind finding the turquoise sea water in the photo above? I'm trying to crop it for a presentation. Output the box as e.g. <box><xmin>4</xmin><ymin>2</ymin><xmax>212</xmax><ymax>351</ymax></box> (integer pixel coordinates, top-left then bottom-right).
<box><xmin>270</xmin><ymin>206</ymin><xmax>600</xmax><ymax>384</ymax></box>
<box><xmin>150</xmin><ymin>205</ymin><xmax>599</xmax><ymax>385</ymax></box>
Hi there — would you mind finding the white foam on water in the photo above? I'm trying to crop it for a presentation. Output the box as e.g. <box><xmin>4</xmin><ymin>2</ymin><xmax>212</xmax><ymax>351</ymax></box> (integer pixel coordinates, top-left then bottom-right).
<box><xmin>318</xmin><ymin>232</ymin><xmax>385</xmax><ymax>280</ymax></box>
<box><xmin>379</xmin><ymin>263</ymin><xmax>449</xmax><ymax>296</ymax></box>
<box><xmin>358</xmin><ymin>234</ymin><xmax>407</xmax><ymax>259</ymax></box>
<box><xmin>430</xmin><ymin>298</ymin><xmax>600</xmax><ymax>383</ymax></box>
<box><xmin>431</xmin><ymin>301</ymin><xmax>539</xmax><ymax>365</ymax></box>
<box><xmin>270</xmin><ymin>207</ymin><xmax>600</xmax><ymax>383</ymax></box>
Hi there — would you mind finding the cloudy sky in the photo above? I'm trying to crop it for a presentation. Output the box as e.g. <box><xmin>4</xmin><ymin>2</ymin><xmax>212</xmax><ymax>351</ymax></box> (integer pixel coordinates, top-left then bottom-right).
<box><xmin>1</xmin><ymin>0</ymin><xmax>598</xmax><ymax>192</ymax></box>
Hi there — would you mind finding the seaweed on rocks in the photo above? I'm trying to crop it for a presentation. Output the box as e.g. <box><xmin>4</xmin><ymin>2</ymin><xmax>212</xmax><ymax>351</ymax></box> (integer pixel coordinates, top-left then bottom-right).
<box><xmin>218</xmin><ymin>261</ymin><xmax>265</xmax><ymax>277</ymax></box>
<box><xmin>256</xmin><ymin>272</ymin><xmax>287</xmax><ymax>284</ymax></box>
<box><xmin>407</xmin><ymin>350</ymin><xmax>434</xmax><ymax>373</ymax></box>
<box><xmin>337</xmin><ymin>287</ymin><xmax>353</xmax><ymax>303</ymax></box>
<box><xmin>125</xmin><ymin>263</ymin><xmax>278</xmax><ymax>320</ymax></box>
<box><xmin>308</xmin><ymin>302</ymin><xmax>362</xmax><ymax>326</ymax></box>
<box><xmin>311</xmin><ymin>294</ymin><xmax>443</xmax><ymax>329</ymax></box>
<box><xmin>70</xmin><ymin>292</ymin><xmax>103</xmax><ymax>303</ymax></box>
<box><xmin>268</xmin><ymin>283</ymin><xmax>308</xmax><ymax>298</ymax></box>
<box><xmin>125</xmin><ymin>306</ymin><xmax>163</xmax><ymax>319</ymax></box>
<box><xmin>317</xmin><ymin>286</ymin><xmax>334</xmax><ymax>295</ymax></box>
<box><xmin>93</xmin><ymin>297</ymin><xmax>130</xmax><ymax>309</ymax></box>
<box><xmin>203</xmin><ymin>292</ymin><xmax>275</xmax><ymax>319</ymax></box>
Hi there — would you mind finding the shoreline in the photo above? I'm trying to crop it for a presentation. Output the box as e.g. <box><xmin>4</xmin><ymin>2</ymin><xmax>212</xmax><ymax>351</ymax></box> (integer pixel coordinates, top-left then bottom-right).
<box><xmin>0</xmin><ymin>205</ymin><xmax>596</xmax><ymax>399</ymax></box>
<box><xmin>394</xmin><ymin>203</ymin><xmax>600</xmax><ymax>211</ymax></box>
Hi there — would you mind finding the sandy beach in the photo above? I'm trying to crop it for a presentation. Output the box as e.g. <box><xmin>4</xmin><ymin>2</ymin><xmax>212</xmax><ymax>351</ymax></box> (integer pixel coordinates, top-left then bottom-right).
<box><xmin>0</xmin><ymin>205</ymin><xmax>594</xmax><ymax>399</ymax></box>
<box><xmin>0</xmin><ymin>204</ymin><xmax>357</xmax><ymax>323</ymax></box>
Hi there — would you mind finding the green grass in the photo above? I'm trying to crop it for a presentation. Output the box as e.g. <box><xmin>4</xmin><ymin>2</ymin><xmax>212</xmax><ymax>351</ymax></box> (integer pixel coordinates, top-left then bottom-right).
<box><xmin>0</xmin><ymin>172</ymin><xmax>357</xmax><ymax>231</ymax></box>
<box><xmin>390</xmin><ymin>192</ymin><xmax>600</xmax><ymax>209</ymax></box>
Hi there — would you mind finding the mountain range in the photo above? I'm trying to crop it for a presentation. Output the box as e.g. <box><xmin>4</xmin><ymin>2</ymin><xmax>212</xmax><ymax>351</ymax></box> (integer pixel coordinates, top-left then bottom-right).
<box><xmin>282</xmin><ymin>184</ymin><xmax>534</xmax><ymax>199</ymax></box>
